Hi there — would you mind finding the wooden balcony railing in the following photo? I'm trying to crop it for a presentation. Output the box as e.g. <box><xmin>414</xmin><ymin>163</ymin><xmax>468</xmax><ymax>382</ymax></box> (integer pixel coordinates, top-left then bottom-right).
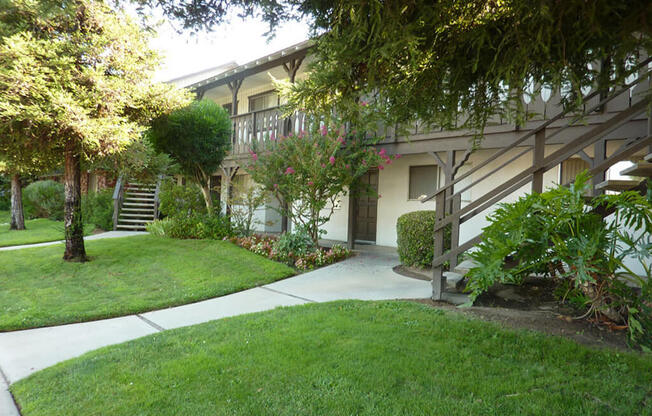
<box><xmin>230</xmin><ymin>107</ymin><xmax>308</xmax><ymax>156</ymax></box>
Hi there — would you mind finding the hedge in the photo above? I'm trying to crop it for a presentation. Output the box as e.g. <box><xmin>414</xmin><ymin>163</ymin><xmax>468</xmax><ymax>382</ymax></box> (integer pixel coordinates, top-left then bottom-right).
<box><xmin>396</xmin><ymin>210</ymin><xmax>451</xmax><ymax>268</ymax></box>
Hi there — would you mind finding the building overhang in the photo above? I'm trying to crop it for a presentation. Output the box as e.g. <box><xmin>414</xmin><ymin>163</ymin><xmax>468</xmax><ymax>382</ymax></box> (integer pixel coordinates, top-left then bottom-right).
<box><xmin>188</xmin><ymin>39</ymin><xmax>313</xmax><ymax>93</ymax></box>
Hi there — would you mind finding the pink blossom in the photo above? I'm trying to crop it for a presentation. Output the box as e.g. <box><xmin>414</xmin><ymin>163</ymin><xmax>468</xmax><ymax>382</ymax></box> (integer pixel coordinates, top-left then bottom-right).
<box><xmin>337</xmin><ymin>136</ymin><xmax>345</xmax><ymax>144</ymax></box>
<box><xmin>274</xmin><ymin>183</ymin><xmax>279</xmax><ymax>189</ymax></box>
<box><xmin>321</xmin><ymin>163</ymin><xmax>326</xmax><ymax>168</ymax></box>
<box><xmin>386</xmin><ymin>159</ymin><xmax>392</xmax><ymax>165</ymax></box>
<box><xmin>308</xmin><ymin>181</ymin><xmax>314</xmax><ymax>186</ymax></box>
<box><xmin>395</xmin><ymin>154</ymin><xmax>402</xmax><ymax>159</ymax></box>
<box><xmin>329</xmin><ymin>156</ymin><xmax>336</xmax><ymax>165</ymax></box>
<box><xmin>345</xmin><ymin>164</ymin><xmax>350</xmax><ymax>169</ymax></box>
<box><xmin>378</xmin><ymin>165</ymin><xmax>385</xmax><ymax>170</ymax></box>
<box><xmin>285</xmin><ymin>167</ymin><xmax>295</xmax><ymax>175</ymax></box>
<box><xmin>251</xmin><ymin>153</ymin><xmax>258</xmax><ymax>161</ymax></box>
<box><xmin>270</xmin><ymin>132</ymin><xmax>276</xmax><ymax>141</ymax></box>
<box><xmin>320</xmin><ymin>124</ymin><xmax>328</xmax><ymax>136</ymax></box>
<box><xmin>299</xmin><ymin>130</ymin><xmax>306</xmax><ymax>138</ymax></box>
<box><xmin>362</xmin><ymin>160</ymin><xmax>367</xmax><ymax>166</ymax></box>
<box><xmin>360</xmin><ymin>100</ymin><xmax>368</xmax><ymax>107</ymax></box>
<box><xmin>378</xmin><ymin>148</ymin><xmax>386</xmax><ymax>156</ymax></box>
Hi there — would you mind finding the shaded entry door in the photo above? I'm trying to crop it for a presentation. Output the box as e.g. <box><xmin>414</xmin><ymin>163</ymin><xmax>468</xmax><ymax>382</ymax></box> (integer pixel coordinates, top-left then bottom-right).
<box><xmin>354</xmin><ymin>169</ymin><xmax>378</xmax><ymax>243</ymax></box>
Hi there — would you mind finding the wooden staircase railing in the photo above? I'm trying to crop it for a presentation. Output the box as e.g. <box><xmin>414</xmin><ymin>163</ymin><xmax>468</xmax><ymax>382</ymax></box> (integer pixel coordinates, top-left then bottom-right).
<box><xmin>424</xmin><ymin>60</ymin><xmax>652</xmax><ymax>301</ymax></box>
<box><xmin>112</xmin><ymin>175</ymin><xmax>124</xmax><ymax>231</ymax></box>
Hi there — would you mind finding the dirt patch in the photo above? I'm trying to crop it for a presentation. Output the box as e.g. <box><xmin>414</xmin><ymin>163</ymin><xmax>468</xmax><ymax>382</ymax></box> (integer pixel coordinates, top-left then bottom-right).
<box><xmin>410</xmin><ymin>298</ymin><xmax>631</xmax><ymax>351</ymax></box>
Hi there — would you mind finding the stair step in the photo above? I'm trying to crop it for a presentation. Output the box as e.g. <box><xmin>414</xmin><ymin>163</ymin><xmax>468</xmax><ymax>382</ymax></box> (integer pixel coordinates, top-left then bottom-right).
<box><xmin>121</xmin><ymin>207</ymin><xmax>155</xmax><ymax>211</ymax></box>
<box><xmin>123</xmin><ymin>202</ymin><xmax>155</xmax><ymax>207</ymax></box>
<box><xmin>443</xmin><ymin>271</ymin><xmax>464</xmax><ymax>288</ymax></box>
<box><xmin>120</xmin><ymin>213</ymin><xmax>154</xmax><ymax>218</ymax></box>
<box><xmin>125</xmin><ymin>197</ymin><xmax>154</xmax><ymax>204</ymax></box>
<box><xmin>454</xmin><ymin>259</ymin><xmax>479</xmax><ymax>275</ymax></box>
<box><xmin>595</xmin><ymin>179</ymin><xmax>643</xmax><ymax>192</ymax></box>
<box><xmin>116</xmin><ymin>224</ymin><xmax>148</xmax><ymax>230</ymax></box>
<box><xmin>125</xmin><ymin>186</ymin><xmax>156</xmax><ymax>191</ymax></box>
<box><xmin>124</xmin><ymin>192</ymin><xmax>155</xmax><ymax>197</ymax></box>
<box><xmin>118</xmin><ymin>218</ymin><xmax>154</xmax><ymax>224</ymax></box>
<box><xmin>645</xmin><ymin>153</ymin><xmax>652</xmax><ymax>162</ymax></box>
<box><xmin>619</xmin><ymin>162</ymin><xmax>652</xmax><ymax>177</ymax></box>
<box><xmin>441</xmin><ymin>292</ymin><xmax>470</xmax><ymax>306</ymax></box>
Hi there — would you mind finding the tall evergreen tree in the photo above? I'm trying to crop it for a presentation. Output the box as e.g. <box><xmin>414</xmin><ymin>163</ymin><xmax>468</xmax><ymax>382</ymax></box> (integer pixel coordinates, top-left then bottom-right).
<box><xmin>0</xmin><ymin>0</ymin><xmax>191</xmax><ymax>261</ymax></box>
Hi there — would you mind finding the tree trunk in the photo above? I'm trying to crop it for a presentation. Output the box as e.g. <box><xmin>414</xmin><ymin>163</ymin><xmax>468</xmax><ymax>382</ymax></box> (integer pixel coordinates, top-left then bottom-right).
<box><xmin>10</xmin><ymin>174</ymin><xmax>25</xmax><ymax>230</ymax></box>
<box><xmin>63</xmin><ymin>141</ymin><xmax>87</xmax><ymax>262</ymax></box>
<box><xmin>198</xmin><ymin>182</ymin><xmax>213</xmax><ymax>214</ymax></box>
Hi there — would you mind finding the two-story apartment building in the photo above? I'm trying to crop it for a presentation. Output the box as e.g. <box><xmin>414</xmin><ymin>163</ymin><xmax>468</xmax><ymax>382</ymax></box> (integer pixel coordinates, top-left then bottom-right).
<box><xmin>170</xmin><ymin>40</ymin><xmax>651</xmax><ymax>261</ymax></box>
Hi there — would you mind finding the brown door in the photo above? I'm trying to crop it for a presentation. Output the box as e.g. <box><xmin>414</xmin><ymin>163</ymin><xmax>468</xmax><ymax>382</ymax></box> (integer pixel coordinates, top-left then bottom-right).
<box><xmin>354</xmin><ymin>169</ymin><xmax>378</xmax><ymax>243</ymax></box>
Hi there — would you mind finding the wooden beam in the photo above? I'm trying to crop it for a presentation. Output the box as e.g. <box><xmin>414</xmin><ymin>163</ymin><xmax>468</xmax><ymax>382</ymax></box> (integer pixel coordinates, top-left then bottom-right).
<box><xmin>194</xmin><ymin>49</ymin><xmax>309</xmax><ymax>93</ymax></box>
<box><xmin>532</xmin><ymin>128</ymin><xmax>545</xmax><ymax>193</ymax></box>
<box><xmin>227</xmin><ymin>79</ymin><xmax>243</xmax><ymax>116</ymax></box>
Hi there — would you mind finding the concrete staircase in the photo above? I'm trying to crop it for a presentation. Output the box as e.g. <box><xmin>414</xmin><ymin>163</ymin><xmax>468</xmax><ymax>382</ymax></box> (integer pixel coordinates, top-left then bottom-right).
<box><xmin>115</xmin><ymin>182</ymin><xmax>157</xmax><ymax>231</ymax></box>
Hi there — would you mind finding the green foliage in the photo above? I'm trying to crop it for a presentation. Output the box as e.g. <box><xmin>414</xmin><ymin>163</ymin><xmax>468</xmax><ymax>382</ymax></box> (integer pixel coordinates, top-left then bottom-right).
<box><xmin>247</xmin><ymin>120</ymin><xmax>385</xmax><ymax>244</ymax></box>
<box><xmin>158</xmin><ymin>180</ymin><xmax>206</xmax><ymax>218</ymax></box>
<box><xmin>22</xmin><ymin>180</ymin><xmax>64</xmax><ymax>220</ymax></box>
<box><xmin>0</xmin><ymin>175</ymin><xmax>9</xmax><ymax>211</ymax></box>
<box><xmin>11</xmin><ymin>301</ymin><xmax>652</xmax><ymax>416</ymax></box>
<box><xmin>396</xmin><ymin>211</ymin><xmax>451</xmax><ymax>269</ymax></box>
<box><xmin>146</xmin><ymin>213</ymin><xmax>232</xmax><ymax>240</ymax></box>
<box><xmin>467</xmin><ymin>171</ymin><xmax>652</xmax><ymax>350</ymax></box>
<box><xmin>230</xmin><ymin>181</ymin><xmax>267</xmax><ymax>237</ymax></box>
<box><xmin>281</xmin><ymin>0</ymin><xmax>651</xmax><ymax>137</ymax></box>
<box><xmin>0</xmin><ymin>235</ymin><xmax>294</xmax><ymax>330</ymax></box>
<box><xmin>82</xmin><ymin>190</ymin><xmax>113</xmax><ymax>231</ymax></box>
<box><xmin>228</xmin><ymin>234</ymin><xmax>351</xmax><ymax>271</ymax></box>
<box><xmin>148</xmin><ymin>99</ymin><xmax>232</xmax><ymax>211</ymax></box>
<box><xmin>275</xmin><ymin>229</ymin><xmax>315</xmax><ymax>258</ymax></box>
<box><xmin>0</xmin><ymin>0</ymin><xmax>191</xmax><ymax>163</ymax></box>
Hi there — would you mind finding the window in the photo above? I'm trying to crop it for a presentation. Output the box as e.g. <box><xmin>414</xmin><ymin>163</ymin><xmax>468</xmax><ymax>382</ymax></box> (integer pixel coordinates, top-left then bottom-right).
<box><xmin>222</xmin><ymin>103</ymin><xmax>232</xmax><ymax>116</ymax></box>
<box><xmin>409</xmin><ymin>165</ymin><xmax>438</xmax><ymax>200</ymax></box>
<box><xmin>248</xmin><ymin>91</ymin><xmax>278</xmax><ymax>112</ymax></box>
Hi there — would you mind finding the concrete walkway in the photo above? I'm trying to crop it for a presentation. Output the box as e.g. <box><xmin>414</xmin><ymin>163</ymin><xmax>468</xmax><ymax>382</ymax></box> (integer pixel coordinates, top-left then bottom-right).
<box><xmin>0</xmin><ymin>231</ymin><xmax>146</xmax><ymax>251</ymax></box>
<box><xmin>0</xmin><ymin>245</ymin><xmax>429</xmax><ymax>414</ymax></box>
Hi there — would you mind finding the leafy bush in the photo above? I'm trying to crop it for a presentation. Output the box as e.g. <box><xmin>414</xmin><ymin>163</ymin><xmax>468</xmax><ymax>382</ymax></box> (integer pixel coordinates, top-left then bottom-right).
<box><xmin>467</xmin><ymin>171</ymin><xmax>652</xmax><ymax>350</ymax></box>
<box><xmin>158</xmin><ymin>180</ymin><xmax>206</xmax><ymax>218</ymax></box>
<box><xmin>82</xmin><ymin>189</ymin><xmax>113</xmax><ymax>230</ymax></box>
<box><xmin>146</xmin><ymin>213</ymin><xmax>232</xmax><ymax>240</ymax></box>
<box><xmin>227</xmin><ymin>234</ymin><xmax>351</xmax><ymax>271</ymax></box>
<box><xmin>396</xmin><ymin>210</ymin><xmax>451</xmax><ymax>268</ymax></box>
<box><xmin>274</xmin><ymin>229</ymin><xmax>315</xmax><ymax>261</ymax></box>
<box><xmin>23</xmin><ymin>180</ymin><xmax>64</xmax><ymax>220</ymax></box>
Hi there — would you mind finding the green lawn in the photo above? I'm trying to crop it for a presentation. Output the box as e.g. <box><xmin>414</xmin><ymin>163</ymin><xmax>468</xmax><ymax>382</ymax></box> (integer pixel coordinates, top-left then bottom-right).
<box><xmin>0</xmin><ymin>217</ymin><xmax>94</xmax><ymax>247</ymax></box>
<box><xmin>0</xmin><ymin>235</ymin><xmax>295</xmax><ymax>330</ymax></box>
<box><xmin>11</xmin><ymin>301</ymin><xmax>651</xmax><ymax>416</ymax></box>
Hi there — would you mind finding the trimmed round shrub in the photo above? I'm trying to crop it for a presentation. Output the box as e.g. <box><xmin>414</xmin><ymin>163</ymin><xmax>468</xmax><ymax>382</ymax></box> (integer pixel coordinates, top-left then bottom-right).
<box><xmin>396</xmin><ymin>210</ymin><xmax>450</xmax><ymax>268</ymax></box>
<box><xmin>23</xmin><ymin>180</ymin><xmax>65</xmax><ymax>220</ymax></box>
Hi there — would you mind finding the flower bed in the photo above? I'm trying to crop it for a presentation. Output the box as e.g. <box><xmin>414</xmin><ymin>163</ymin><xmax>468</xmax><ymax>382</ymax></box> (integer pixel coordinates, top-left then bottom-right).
<box><xmin>226</xmin><ymin>234</ymin><xmax>351</xmax><ymax>271</ymax></box>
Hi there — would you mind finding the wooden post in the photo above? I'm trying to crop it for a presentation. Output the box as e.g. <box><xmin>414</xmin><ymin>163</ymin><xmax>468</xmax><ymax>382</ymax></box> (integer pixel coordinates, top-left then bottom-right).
<box><xmin>591</xmin><ymin>138</ymin><xmax>607</xmax><ymax>195</ymax></box>
<box><xmin>227</xmin><ymin>79</ymin><xmax>243</xmax><ymax>116</ymax></box>
<box><xmin>432</xmin><ymin>191</ymin><xmax>446</xmax><ymax>301</ymax></box>
<box><xmin>532</xmin><ymin>128</ymin><xmax>545</xmax><ymax>193</ymax></box>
